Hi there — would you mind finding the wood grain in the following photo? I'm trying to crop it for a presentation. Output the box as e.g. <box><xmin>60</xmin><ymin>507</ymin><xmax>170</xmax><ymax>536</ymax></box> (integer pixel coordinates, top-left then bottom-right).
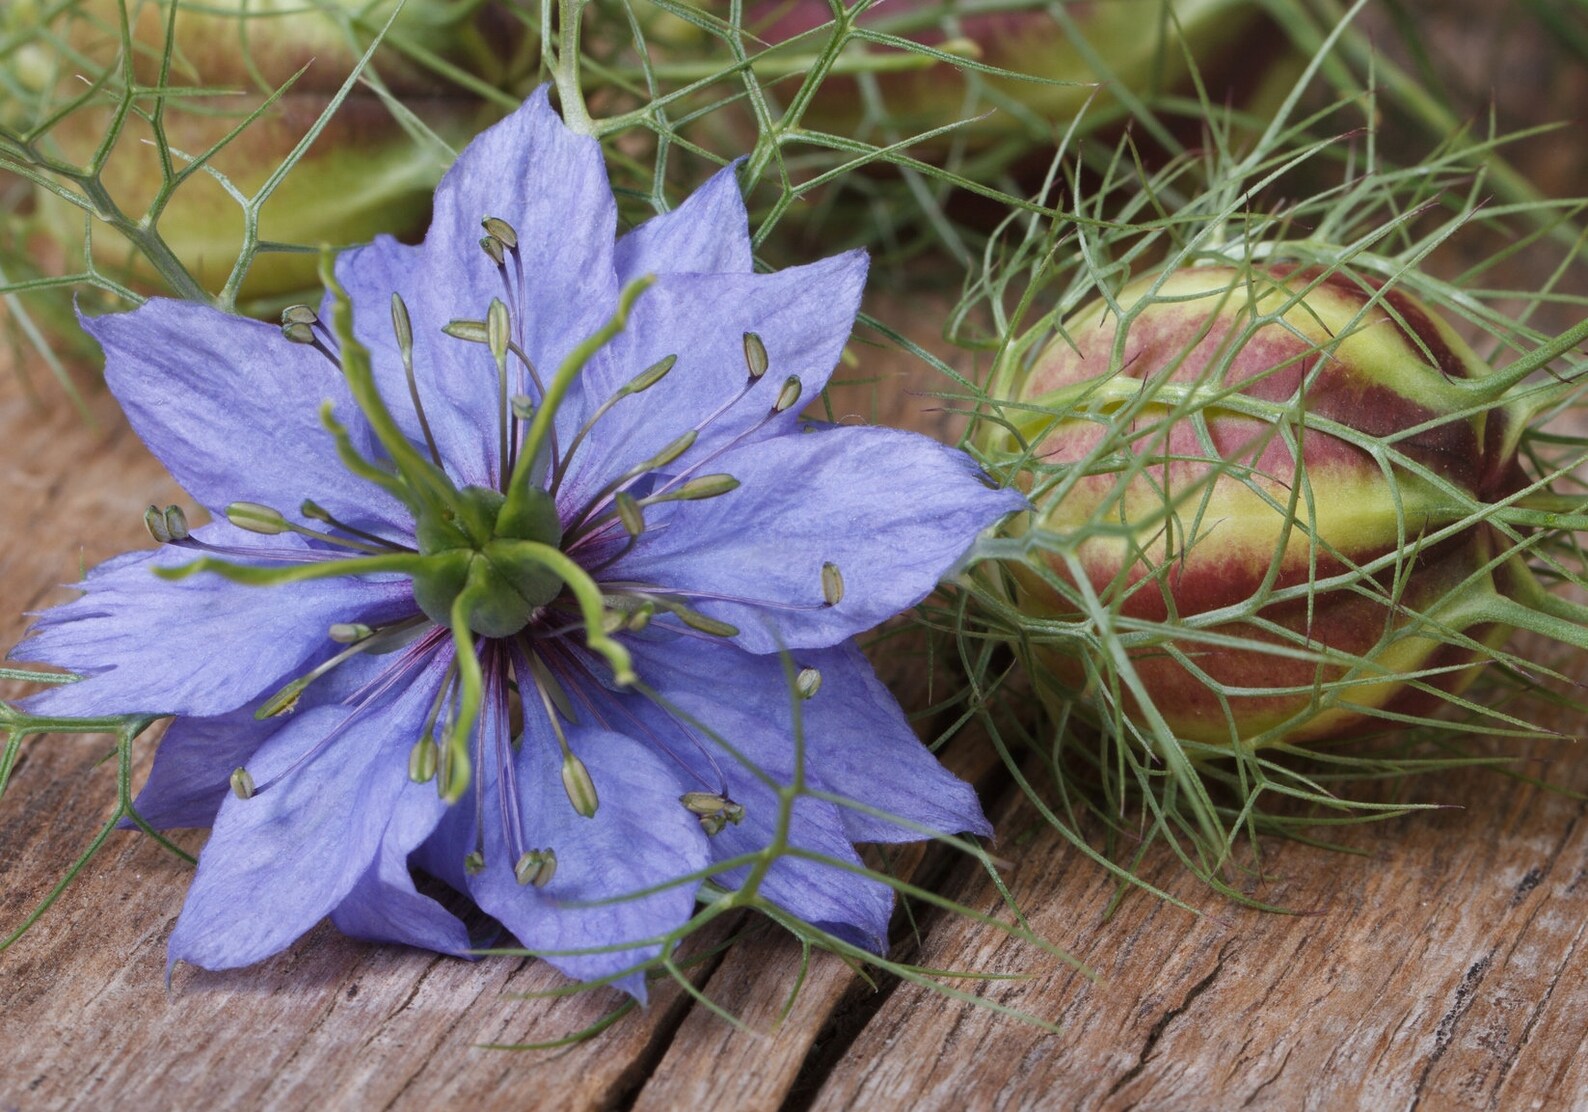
<box><xmin>5</xmin><ymin>2</ymin><xmax>1588</xmax><ymax>1107</ymax></box>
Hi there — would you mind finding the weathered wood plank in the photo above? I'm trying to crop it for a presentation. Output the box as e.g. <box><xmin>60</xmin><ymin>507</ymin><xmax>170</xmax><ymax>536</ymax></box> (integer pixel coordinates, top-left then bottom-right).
<box><xmin>801</xmin><ymin>715</ymin><xmax>1588</xmax><ymax>1110</ymax></box>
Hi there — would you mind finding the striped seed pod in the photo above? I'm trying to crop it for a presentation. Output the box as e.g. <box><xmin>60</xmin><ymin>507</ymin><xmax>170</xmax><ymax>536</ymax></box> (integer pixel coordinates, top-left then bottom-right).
<box><xmin>993</xmin><ymin>263</ymin><xmax>1538</xmax><ymax>748</ymax></box>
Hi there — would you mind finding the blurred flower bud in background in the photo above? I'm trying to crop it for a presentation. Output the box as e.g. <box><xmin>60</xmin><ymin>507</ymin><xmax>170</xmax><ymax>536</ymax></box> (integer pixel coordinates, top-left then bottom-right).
<box><xmin>5</xmin><ymin>0</ymin><xmax>530</xmax><ymax>313</ymax></box>
<box><xmin>743</xmin><ymin>0</ymin><xmax>1272</xmax><ymax>152</ymax></box>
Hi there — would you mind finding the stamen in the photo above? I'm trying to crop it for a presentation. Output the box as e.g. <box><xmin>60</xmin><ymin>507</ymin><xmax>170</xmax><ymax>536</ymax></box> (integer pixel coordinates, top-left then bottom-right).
<box><xmin>514</xmin><ymin>849</ymin><xmax>557</xmax><ymax>887</ymax></box>
<box><xmin>142</xmin><ymin>501</ymin><xmax>190</xmax><ymax>546</ymax></box>
<box><xmin>671</xmin><ymin>604</ymin><xmax>739</xmax><ymax>639</ymax></box>
<box><xmin>229</xmin><ymin>767</ymin><xmax>255</xmax><ymax>800</ymax></box>
<box><xmin>480</xmin><ymin>234</ymin><xmax>507</xmax><ymax>267</ymax></box>
<box><xmin>548</xmin><ymin>353</ymin><xmax>678</xmax><ymax>496</ymax></box>
<box><xmin>225</xmin><ymin>501</ymin><xmax>289</xmax><ymax>535</ymax></box>
<box><xmin>407</xmin><ymin>736</ymin><xmax>438</xmax><ymax>783</ymax></box>
<box><xmin>300</xmin><ymin>500</ymin><xmax>415</xmax><ymax>552</ymax></box>
<box><xmin>329</xmin><ymin>622</ymin><xmax>373</xmax><ymax>643</ymax></box>
<box><xmin>486</xmin><ymin>645</ymin><xmax>532</xmax><ymax>875</ymax></box>
<box><xmin>481</xmin><ymin>216</ymin><xmax>518</xmax><ymax>249</ymax></box>
<box><xmin>225</xmin><ymin>501</ymin><xmax>400</xmax><ymax>555</ymax></box>
<box><xmin>694</xmin><ymin>796</ymin><xmax>747</xmax><ymax>836</ymax></box>
<box><xmin>442</xmin><ymin>319</ymin><xmax>489</xmax><ymax>343</ymax></box>
<box><xmin>743</xmin><ymin>331</ymin><xmax>769</xmax><ymax>380</ymax></box>
<box><xmin>524</xmin><ymin>648</ymin><xmax>601</xmax><ymax>818</ymax></box>
<box><xmin>561</xmin><ymin>429</ymin><xmax>698</xmax><ymax>540</ymax></box>
<box><xmin>544</xmin><ymin>640</ymin><xmax>728</xmax><ymax>796</ymax></box>
<box><xmin>162</xmin><ymin>505</ymin><xmax>190</xmax><ymax>541</ymax></box>
<box><xmin>614</xmin><ymin>492</ymin><xmax>644</xmax><ymax>537</ymax></box>
<box><xmin>643</xmin><ymin>473</ymin><xmax>739</xmax><ymax>505</ymax></box>
<box><xmin>390</xmin><ymin>292</ymin><xmax>444</xmax><ymax>469</ymax></box>
<box><xmin>561</xmin><ymin>752</ymin><xmax>599</xmax><ymax>818</ymax></box>
<box><xmin>255</xmin><ymin>616</ymin><xmax>428</xmax><ymax>719</ymax></box>
<box><xmin>488</xmin><ymin>298</ymin><xmax>512</xmax><ymax>487</ymax></box>
<box><xmin>774</xmin><ymin>375</ymin><xmax>803</xmax><ymax>414</ymax></box>
<box><xmin>464</xmin><ymin>851</ymin><xmax>486</xmax><ymax>875</ymax></box>
<box><xmin>822</xmin><ymin>562</ymin><xmax>845</xmax><ymax>606</ymax></box>
<box><xmin>795</xmin><ymin>666</ymin><xmax>822</xmax><ymax>700</ymax></box>
<box><xmin>143</xmin><ymin>505</ymin><xmax>172</xmax><ymax>544</ymax></box>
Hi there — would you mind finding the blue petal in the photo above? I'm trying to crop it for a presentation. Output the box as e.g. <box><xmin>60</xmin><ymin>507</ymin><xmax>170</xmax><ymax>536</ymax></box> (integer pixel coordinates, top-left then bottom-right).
<box><xmin>613</xmin><ymin>163</ymin><xmax>752</xmax><ymax>280</ymax></box>
<box><xmin>124</xmin><ymin>707</ymin><xmax>274</xmax><ymax>830</ymax></box>
<box><xmin>463</xmin><ymin>722</ymin><xmax>707</xmax><ymax>1001</ymax></box>
<box><xmin>608</xmin><ymin>425</ymin><xmax>1026</xmax><ymax>652</ymax></box>
<box><xmin>167</xmin><ymin>656</ymin><xmax>447</xmax><ymax>972</ymax></box>
<box><xmin>618</xmin><ymin>636</ymin><xmax>988</xmax><ymax>947</ymax></box>
<box><xmin>13</xmin><ymin>523</ymin><xmax>419</xmax><ymax>718</ymax></box>
<box><xmin>330</xmin><ymin>777</ymin><xmax>471</xmax><ymax>957</ymax></box>
<box><xmin>333</xmin><ymin>88</ymin><xmax>618</xmax><ymax>485</ymax></box>
<box><xmin>555</xmin><ymin>252</ymin><xmax>869</xmax><ymax>515</ymax></box>
<box><xmin>84</xmin><ymin>300</ymin><xmax>407</xmax><ymax>531</ymax></box>
<box><xmin>627</xmin><ymin>636</ymin><xmax>989</xmax><ymax>843</ymax></box>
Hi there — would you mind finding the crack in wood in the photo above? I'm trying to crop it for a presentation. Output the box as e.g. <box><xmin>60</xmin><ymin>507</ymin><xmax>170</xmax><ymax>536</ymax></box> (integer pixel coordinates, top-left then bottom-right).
<box><xmin>1105</xmin><ymin>940</ymin><xmax>1234</xmax><ymax>1103</ymax></box>
<box><xmin>1410</xmin><ymin>952</ymin><xmax>1495</xmax><ymax>1109</ymax></box>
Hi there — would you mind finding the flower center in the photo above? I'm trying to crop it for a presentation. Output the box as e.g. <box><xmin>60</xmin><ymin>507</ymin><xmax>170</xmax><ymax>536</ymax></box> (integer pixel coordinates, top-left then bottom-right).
<box><xmin>410</xmin><ymin>484</ymin><xmax>564</xmax><ymax>637</ymax></box>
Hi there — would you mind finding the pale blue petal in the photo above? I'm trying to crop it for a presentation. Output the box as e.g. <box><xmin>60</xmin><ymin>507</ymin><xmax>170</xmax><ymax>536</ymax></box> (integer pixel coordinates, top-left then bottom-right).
<box><xmin>334</xmin><ymin>88</ymin><xmax>618</xmax><ymax>485</ymax></box>
<box><xmin>330</xmin><ymin>777</ymin><xmax>470</xmax><ymax>957</ymax></box>
<box><xmin>555</xmin><ymin>252</ymin><xmax>869</xmax><ymax>516</ymax></box>
<box><xmin>613</xmin><ymin>163</ymin><xmax>752</xmax><ymax>280</ymax></box>
<box><xmin>85</xmin><ymin>299</ymin><xmax>407</xmax><ymax>531</ymax></box>
<box><xmin>464</xmin><ymin>722</ymin><xmax>707</xmax><ymax>1000</ymax></box>
<box><xmin>328</xmin><ymin>235</ymin><xmax>499</xmax><ymax>487</ymax></box>
<box><xmin>13</xmin><ymin>523</ymin><xmax>418</xmax><ymax>719</ymax></box>
<box><xmin>627</xmin><ymin>636</ymin><xmax>990</xmax><ymax>845</ymax></box>
<box><xmin>167</xmin><ymin>657</ymin><xmax>446</xmax><ymax>972</ymax></box>
<box><xmin>124</xmin><ymin>707</ymin><xmax>272</xmax><ymax>830</ymax></box>
<box><xmin>609</xmin><ymin>425</ymin><xmax>1025</xmax><ymax>652</ymax></box>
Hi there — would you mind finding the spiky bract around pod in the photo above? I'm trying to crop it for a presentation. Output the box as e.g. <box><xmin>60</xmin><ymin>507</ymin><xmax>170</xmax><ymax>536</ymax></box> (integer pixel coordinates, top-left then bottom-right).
<box><xmin>989</xmin><ymin>263</ymin><xmax>1544</xmax><ymax>749</ymax></box>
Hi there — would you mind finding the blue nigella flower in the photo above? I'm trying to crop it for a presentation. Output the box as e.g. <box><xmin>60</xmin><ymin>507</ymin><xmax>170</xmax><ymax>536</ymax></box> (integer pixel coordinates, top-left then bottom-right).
<box><xmin>12</xmin><ymin>89</ymin><xmax>1024</xmax><ymax>997</ymax></box>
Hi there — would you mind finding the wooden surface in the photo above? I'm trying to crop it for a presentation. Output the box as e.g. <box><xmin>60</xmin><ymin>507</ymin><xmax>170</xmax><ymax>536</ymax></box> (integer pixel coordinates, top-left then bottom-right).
<box><xmin>7</xmin><ymin>4</ymin><xmax>1588</xmax><ymax>1109</ymax></box>
<box><xmin>5</xmin><ymin>302</ymin><xmax>1588</xmax><ymax>1111</ymax></box>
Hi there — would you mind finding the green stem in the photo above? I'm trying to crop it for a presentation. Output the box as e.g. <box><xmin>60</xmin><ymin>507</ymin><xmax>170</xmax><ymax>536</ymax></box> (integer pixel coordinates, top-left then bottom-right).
<box><xmin>550</xmin><ymin>0</ymin><xmax>595</xmax><ymax>135</ymax></box>
<box><xmin>495</xmin><ymin>540</ymin><xmax>635</xmax><ymax>685</ymax></box>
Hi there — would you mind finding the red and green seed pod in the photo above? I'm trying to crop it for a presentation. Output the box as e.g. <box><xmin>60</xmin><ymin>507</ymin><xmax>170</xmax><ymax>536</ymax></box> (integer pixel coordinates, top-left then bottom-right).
<box><xmin>737</xmin><ymin>0</ymin><xmax>1270</xmax><ymax>152</ymax></box>
<box><xmin>19</xmin><ymin>0</ymin><xmax>527</xmax><ymax>306</ymax></box>
<box><xmin>991</xmin><ymin>263</ymin><xmax>1537</xmax><ymax>748</ymax></box>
